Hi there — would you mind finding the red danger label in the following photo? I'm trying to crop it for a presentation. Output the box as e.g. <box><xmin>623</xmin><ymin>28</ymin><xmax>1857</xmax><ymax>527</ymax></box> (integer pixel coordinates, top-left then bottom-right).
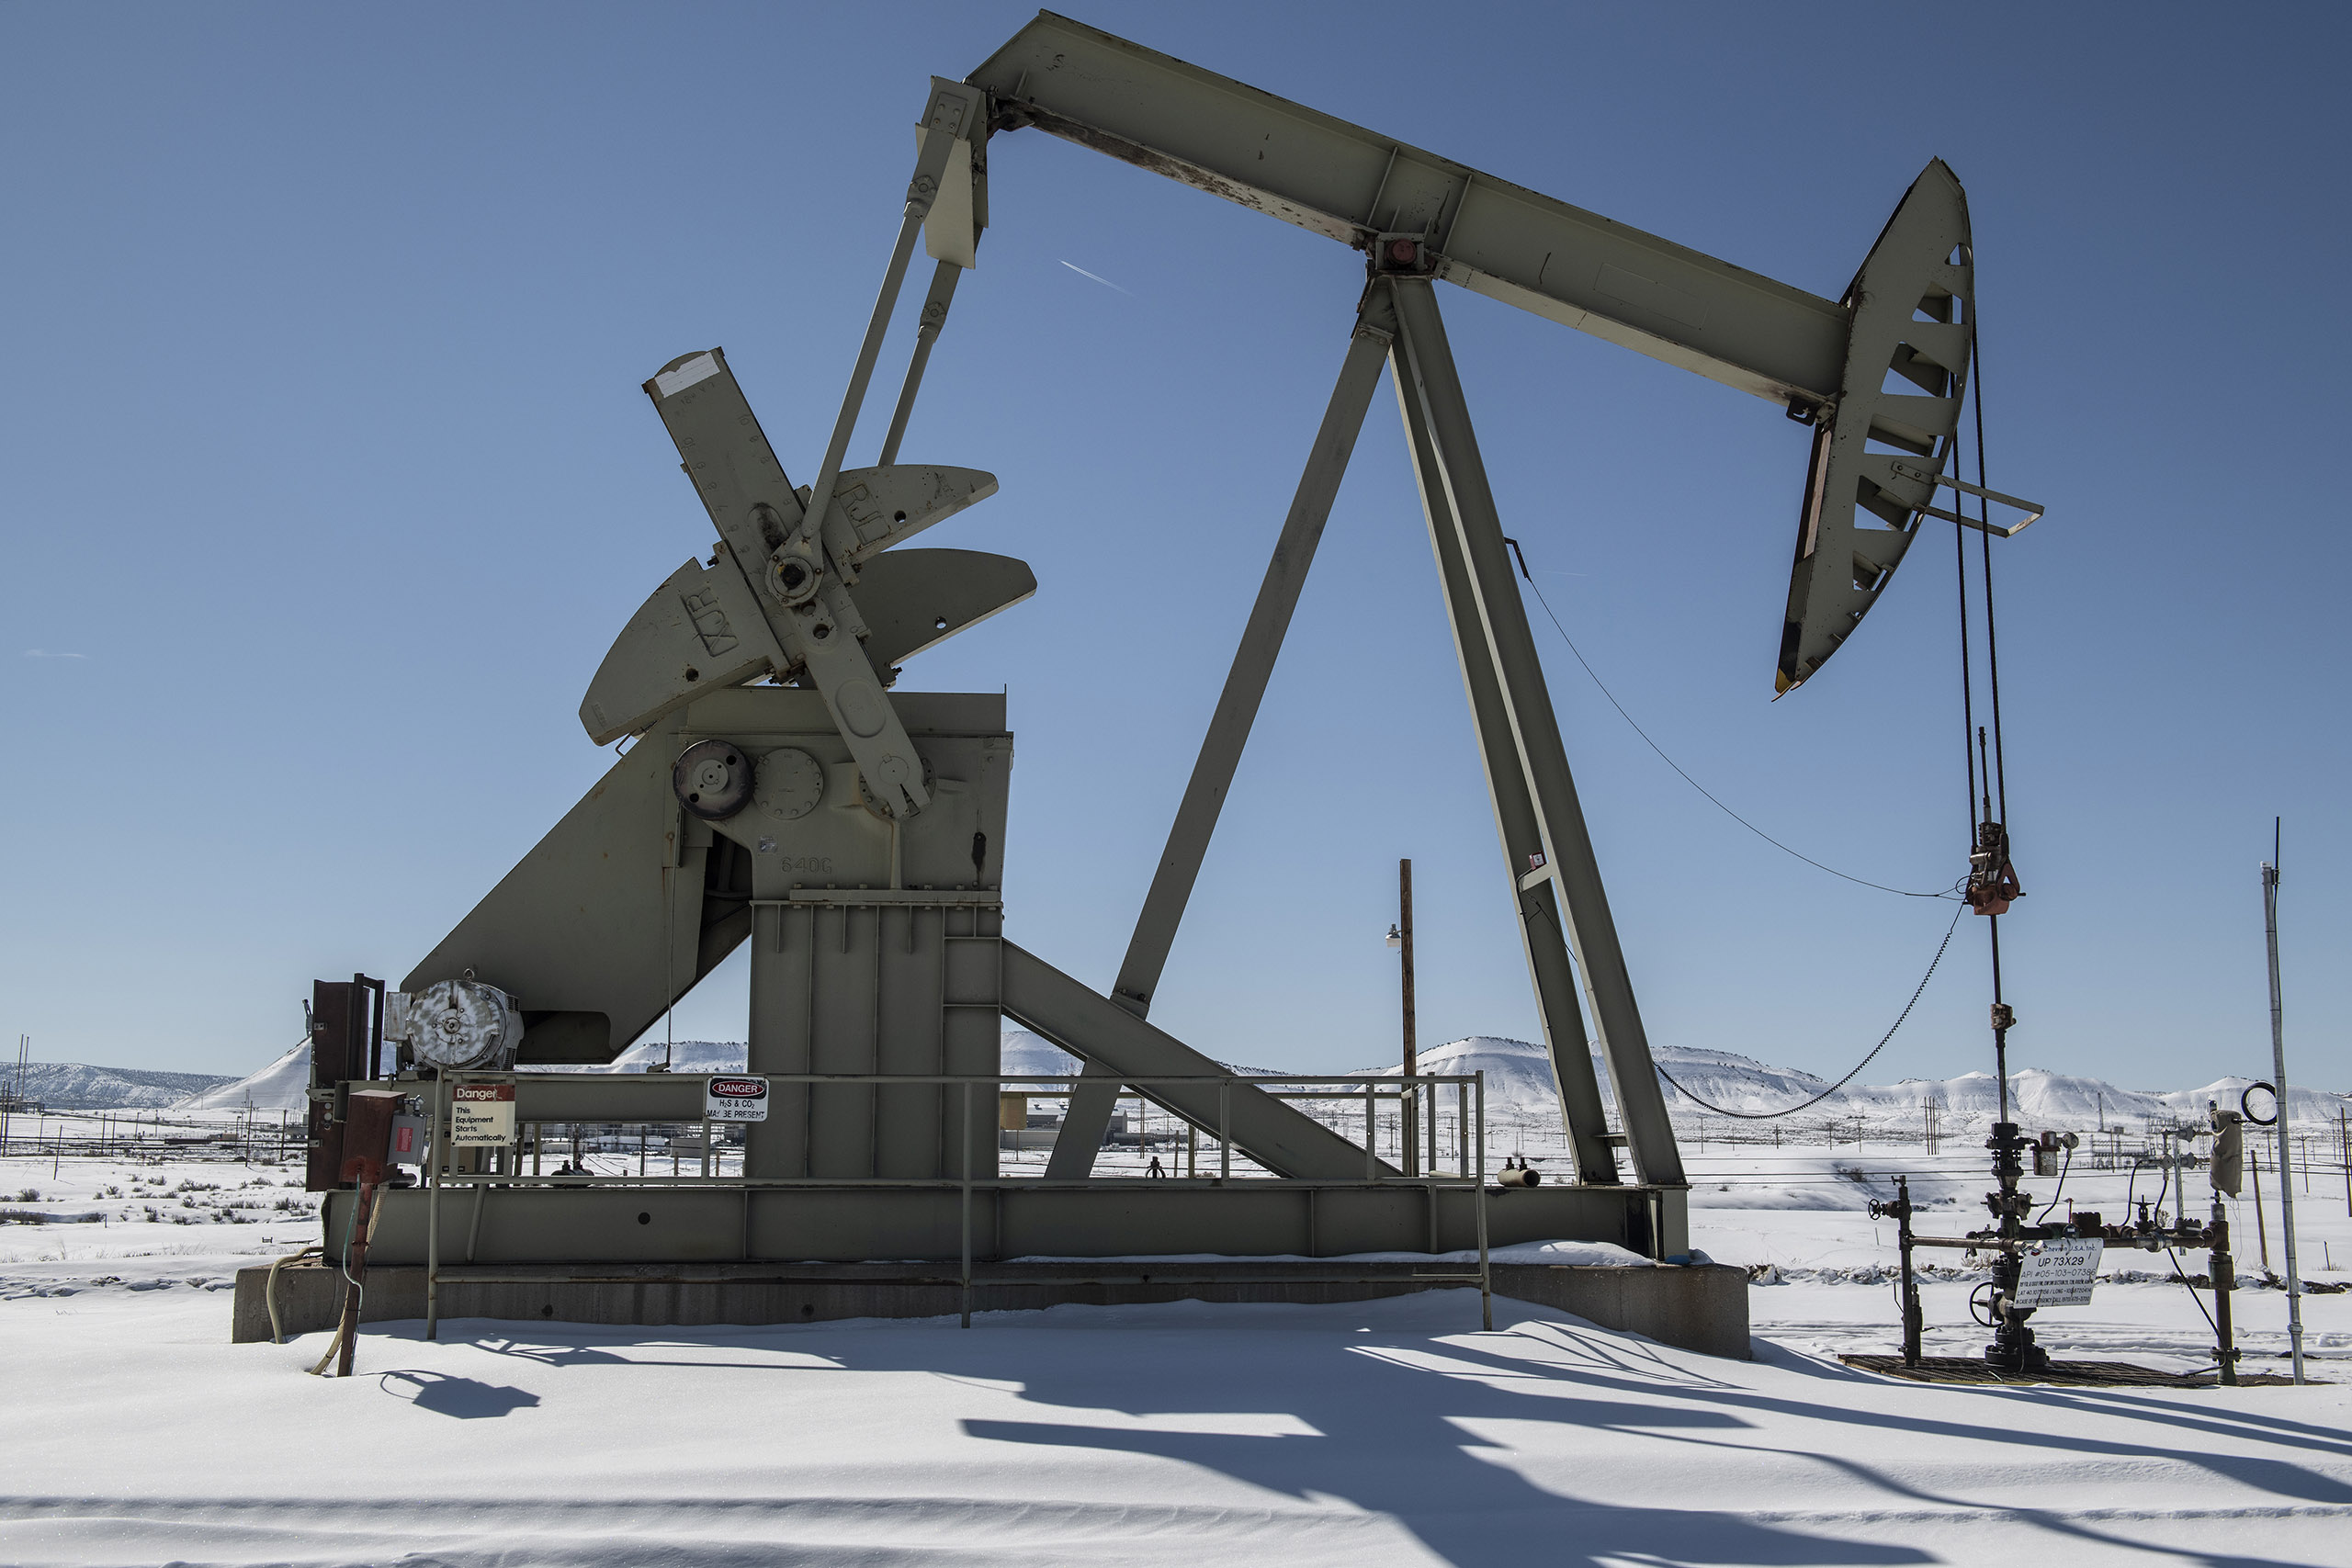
<box><xmin>704</xmin><ymin>1076</ymin><xmax>770</xmax><ymax>1122</ymax></box>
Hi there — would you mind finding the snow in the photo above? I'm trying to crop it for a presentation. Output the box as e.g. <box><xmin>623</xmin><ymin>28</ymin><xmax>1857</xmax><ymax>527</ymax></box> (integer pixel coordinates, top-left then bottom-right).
<box><xmin>173</xmin><ymin>1043</ymin><xmax>308</xmax><ymax>1111</ymax></box>
<box><xmin>9</xmin><ymin>1032</ymin><xmax>2352</xmax><ymax>1562</ymax></box>
<box><xmin>1003</xmin><ymin>1027</ymin><xmax>1082</xmax><ymax>1078</ymax></box>
<box><xmin>6</xmin><ymin>1266</ymin><xmax>2349</xmax><ymax>1564</ymax></box>
<box><xmin>6</xmin><ymin>1140</ymin><xmax>2352</xmax><ymax>1564</ymax></box>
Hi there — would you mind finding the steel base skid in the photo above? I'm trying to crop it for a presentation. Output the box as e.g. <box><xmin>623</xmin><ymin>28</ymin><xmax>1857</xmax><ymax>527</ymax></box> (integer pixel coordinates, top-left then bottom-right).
<box><xmin>237</xmin><ymin>1258</ymin><xmax>1750</xmax><ymax>1359</ymax></box>
<box><xmin>322</xmin><ymin>1179</ymin><xmax>1685</xmax><ymax>1269</ymax></box>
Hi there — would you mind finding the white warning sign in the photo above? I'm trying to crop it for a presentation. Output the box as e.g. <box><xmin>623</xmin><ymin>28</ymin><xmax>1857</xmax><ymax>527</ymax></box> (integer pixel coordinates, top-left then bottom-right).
<box><xmin>449</xmin><ymin>1082</ymin><xmax>517</xmax><ymax>1147</ymax></box>
<box><xmin>2013</xmin><ymin>1235</ymin><xmax>2103</xmax><ymax>1308</ymax></box>
<box><xmin>704</xmin><ymin>1076</ymin><xmax>771</xmax><ymax>1122</ymax></box>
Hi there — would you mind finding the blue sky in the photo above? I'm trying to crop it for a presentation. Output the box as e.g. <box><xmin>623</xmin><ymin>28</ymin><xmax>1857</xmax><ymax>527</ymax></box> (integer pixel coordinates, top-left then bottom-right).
<box><xmin>3</xmin><ymin>3</ymin><xmax>2345</xmax><ymax>1097</ymax></box>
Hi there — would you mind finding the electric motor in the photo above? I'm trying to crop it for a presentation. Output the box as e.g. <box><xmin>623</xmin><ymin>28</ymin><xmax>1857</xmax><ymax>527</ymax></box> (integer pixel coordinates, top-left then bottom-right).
<box><xmin>388</xmin><ymin>977</ymin><xmax>523</xmax><ymax>1070</ymax></box>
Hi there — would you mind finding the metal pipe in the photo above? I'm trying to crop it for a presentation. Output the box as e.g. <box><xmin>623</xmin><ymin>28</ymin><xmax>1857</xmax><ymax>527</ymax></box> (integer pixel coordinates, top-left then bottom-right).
<box><xmin>878</xmin><ymin>259</ymin><xmax>963</xmax><ymax>467</ymax></box>
<box><xmin>465</xmin><ymin>1179</ymin><xmax>486</xmax><ymax>1265</ymax></box>
<box><xmin>2211</xmin><ymin>1198</ymin><xmax>2237</xmax><ymax>1386</ymax></box>
<box><xmin>1400</xmin><ymin>858</ymin><xmax>1419</xmax><ymax>1179</ymax></box>
<box><xmin>2262</xmin><ymin>840</ymin><xmax>2306</xmax><ymax>1383</ymax></box>
<box><xmin>424</xmin><ymin>1075</ymin><xmax>445</xmax><ymax>1341</ymax></box>
<box><xmin>1894</xmin><ymin>1176</ymin><xmax>1922</xmax><ymax>1367</ymax></box>
<box><xmin>1220</xmin><ymin>1081</ymin><xmax>1231</xmax><ymax>1181</ymax></box>
<box><xmin>961</xmin><ymin>1079</ymin><xmax>973</xmax><ymax>1329</ymax></box>
<box><xmin>800</xmin><ymin>208</ymin><xmax>930</xmax><ymax>556</ymax></box>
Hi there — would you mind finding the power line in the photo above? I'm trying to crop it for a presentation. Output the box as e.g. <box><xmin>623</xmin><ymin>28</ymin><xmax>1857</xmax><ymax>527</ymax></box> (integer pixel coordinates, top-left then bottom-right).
<box><xmin>1504</xmin><ymin>538</ymin><xmax>1960</xmax><ymax>902</ymax></box>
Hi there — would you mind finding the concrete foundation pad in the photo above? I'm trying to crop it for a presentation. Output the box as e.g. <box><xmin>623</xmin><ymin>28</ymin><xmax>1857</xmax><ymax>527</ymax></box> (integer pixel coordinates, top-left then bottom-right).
<box><xmin>234</xmin><ymin>1258</ymin><xmax>1749</xmax><ymax>1359</ymax></box>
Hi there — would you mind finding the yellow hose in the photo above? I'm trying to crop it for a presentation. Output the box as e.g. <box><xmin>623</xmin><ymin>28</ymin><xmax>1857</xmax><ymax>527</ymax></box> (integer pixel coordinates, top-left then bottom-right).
<box><xmin>265</xmin><ymin>1245</ymin><xmax>322</xmax><ymax>1345</ymax></box>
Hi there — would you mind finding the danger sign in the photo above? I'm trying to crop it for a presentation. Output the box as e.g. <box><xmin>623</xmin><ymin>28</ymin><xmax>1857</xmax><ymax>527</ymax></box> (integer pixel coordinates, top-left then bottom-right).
<box><xmin>704</xmin><ymin>1076</ymin><xmax>770</xmax><ymax>1122</ymax></box>
<box><xmin>449</xmin><ymin>1081</ymin><xmax>517</xmax><ymax>1146</ymax></box>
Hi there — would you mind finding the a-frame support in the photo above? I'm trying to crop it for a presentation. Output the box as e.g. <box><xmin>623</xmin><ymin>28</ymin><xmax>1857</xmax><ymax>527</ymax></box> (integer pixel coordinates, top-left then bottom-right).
<box><xmin>1043</xmin><ymin>313</ymin><xmax>1394</xmax><ymax>1178</ymax></box>
<box><xmin>1385</xmin><ymin>276</ymin><xmax>1682</xmax><ymax>1187</ymax></box>
<box><xmin>1049</xmin><ymin>275</ymin><xmax>1685</xmax><ymax>1189</ymax></box>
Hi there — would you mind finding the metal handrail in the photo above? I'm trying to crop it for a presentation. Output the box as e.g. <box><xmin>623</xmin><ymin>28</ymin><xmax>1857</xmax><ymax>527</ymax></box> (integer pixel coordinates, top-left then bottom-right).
<box><xmin>413</xmin><ymin>1066</ymin><xmax>1491</xmax><ymax>1337</ymax></box>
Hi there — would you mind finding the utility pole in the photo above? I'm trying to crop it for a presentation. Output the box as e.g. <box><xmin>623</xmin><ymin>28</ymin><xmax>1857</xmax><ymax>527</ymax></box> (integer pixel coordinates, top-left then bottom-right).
<box><xmin>2261</xmin><ymin>821</ymin><xmax>2306</xmax><ymax>1383</ymax></box>
<box><xmin>1390</xmin><ymin>858</ymin><xmax>1419</xmax><ymax>1178</ymax></box>
<box><xmin>4</xmin><ymin>1035</ymin><xmax>28</xmax><ymax>1156</ymax></box>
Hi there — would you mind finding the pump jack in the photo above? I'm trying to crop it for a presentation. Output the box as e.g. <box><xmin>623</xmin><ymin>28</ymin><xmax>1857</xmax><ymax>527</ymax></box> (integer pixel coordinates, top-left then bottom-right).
<box><xmin>308</xmin><ymin>15</ymin><xmax>2045</xmax><ymax>1286</ymax></box>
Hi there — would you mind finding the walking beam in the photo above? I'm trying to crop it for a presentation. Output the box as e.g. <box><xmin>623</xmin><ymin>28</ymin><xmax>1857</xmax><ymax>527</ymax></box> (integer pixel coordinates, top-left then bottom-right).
<box><xmin>970</xmin><ymin>12</ymin><xmax>1846</xmax><ymax>406</ymax></box>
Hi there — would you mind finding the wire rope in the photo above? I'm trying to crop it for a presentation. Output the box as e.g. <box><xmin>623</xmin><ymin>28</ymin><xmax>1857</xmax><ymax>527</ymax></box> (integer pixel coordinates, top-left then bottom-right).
<box><xmin>1508</xmin><ymin>543</ymin><xmax>1960</xmax><ymax>902</ymax></box>
<box><xmin>1654</xmin><ymin>902</ymin><xmax>1965</xmax><ymax>1119</ymax></box>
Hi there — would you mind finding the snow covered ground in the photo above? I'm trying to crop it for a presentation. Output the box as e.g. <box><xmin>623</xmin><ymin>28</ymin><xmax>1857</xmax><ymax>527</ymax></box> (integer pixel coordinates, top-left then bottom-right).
<box><xmin>6</xmin><ymin>1139</ymin><xmax>2352</xmax><ymax>1565</ymax></box>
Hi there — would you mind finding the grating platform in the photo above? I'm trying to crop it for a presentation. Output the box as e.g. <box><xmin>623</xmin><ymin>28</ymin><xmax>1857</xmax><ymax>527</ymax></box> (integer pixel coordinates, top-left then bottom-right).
<box><xmin>1840</xmin><ymin>1354</ymin><xmax>2308</xmax><ymax>1389</ymax></box>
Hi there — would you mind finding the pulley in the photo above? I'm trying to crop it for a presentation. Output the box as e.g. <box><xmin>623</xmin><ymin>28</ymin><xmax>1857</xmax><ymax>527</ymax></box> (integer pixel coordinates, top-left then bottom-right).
<box><xmin>673</xmin><ymin>738</ymin><xmax>755</xmax><ymax>821</ymax></box>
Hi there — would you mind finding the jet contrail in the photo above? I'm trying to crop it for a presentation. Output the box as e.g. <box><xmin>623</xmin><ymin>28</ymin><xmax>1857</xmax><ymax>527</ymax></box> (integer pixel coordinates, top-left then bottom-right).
<box><xmin>1057</xmin><ymin>259</ymin><xmax>1131</xmax><ymax>295</ymax></box>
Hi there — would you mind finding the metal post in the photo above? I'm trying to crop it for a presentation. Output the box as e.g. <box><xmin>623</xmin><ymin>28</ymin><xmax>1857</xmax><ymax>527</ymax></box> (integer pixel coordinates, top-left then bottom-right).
<box><xmin>2262</xmin><ymin>839</ymin><xmax>2306</xmax><ymax>1383</ymax></box>
<box><xmin>1456</xmin><ymin>1081</ymin><xmax>1467</xmax><ymax>1178</ymax></box>
<box><xmin>1364</xmin><ymin>1081</ymin><xmax>1377</xmax><ymax>1181</ymax></box>
<box><xmin>960</xmin><ymin>1079</ymin><xmax>973</xmax><ymax>1329</ymax></box>
<box><xmin>1217</xmin><ymin>1080</ymin><xmax>1232</xmax><ymax>1181</ymax></box>
<box><xmin>1399</xmin><ymin>858</ymin><xmax>1419</xmax><ymax>1178</ymax></box>
<box><xmin>1475</xmin><ymin>1070</ymin><xmax>1491</xmax><ymax>1331</ymax></box>
<box><xmin>424</xmin><ymin>1075</ymin><xmax>445</xmax><ymax>1341</ymax></box>
<box><xmin>1428</xmin><ymin>1073</ymin><xmax>1439</xmax><ymax>1176</ymax></box>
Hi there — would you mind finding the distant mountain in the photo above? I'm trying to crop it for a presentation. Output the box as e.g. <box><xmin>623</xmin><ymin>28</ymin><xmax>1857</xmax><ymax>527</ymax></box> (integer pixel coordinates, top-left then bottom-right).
<box><xmin>6</xmin><ymin>1062</ymin><xmax>236</xmax><ymax>1111</ymax></box>
<box><xmin>1361</xmin><ymin>1035</ymin><xmax>2349</xmax><ymax>1134</ymax></box>
<box><xmin>161</xmin><ymin>1028</ymin><xmax>2350</xmax><ymax>1136</ymax></box>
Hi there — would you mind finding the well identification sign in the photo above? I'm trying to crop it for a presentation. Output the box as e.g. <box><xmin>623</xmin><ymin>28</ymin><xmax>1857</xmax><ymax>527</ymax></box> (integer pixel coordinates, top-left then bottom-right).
<box><xmin>2013</xmin><ymin>1235</ymin><xmax>2103</xmax><ymax>1308</ymax></box>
